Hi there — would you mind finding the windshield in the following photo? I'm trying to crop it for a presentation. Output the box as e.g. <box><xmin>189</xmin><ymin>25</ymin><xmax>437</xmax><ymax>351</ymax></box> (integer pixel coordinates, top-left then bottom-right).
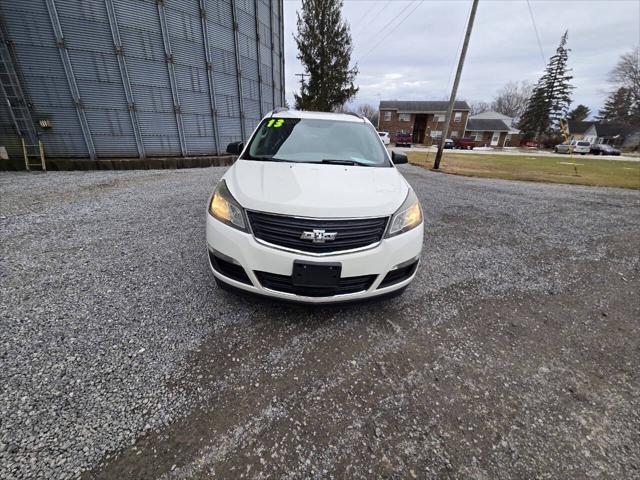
<box><xmin>243</xmin><ymin>118</ymin><xmax>390</xmax><ymax>167</ymax></box>
<box><xmin>577</xmin><ymin>141</ymin><xmax>590</xmax><ymax>146</ymax></box>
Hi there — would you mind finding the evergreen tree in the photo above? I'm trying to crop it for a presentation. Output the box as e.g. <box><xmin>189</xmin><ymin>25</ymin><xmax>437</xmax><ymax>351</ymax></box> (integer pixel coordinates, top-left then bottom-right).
<box><xmin>518</xmin><ymin>31</ymin><xmax>574</xmax><ymax>138</ymax></box>
<box><xmin>294</xmin><ymin>0</ymin><xmax>358</xmax><ymax>111</ymax></box>
<box><xmin>566</xmin><ymin>104</ymin><xmax>591</xmax><ymax>122</ymax></box>
<box><xmin>518</xmin><ymin>85</ymin><xmax>551</xmax><ymax>138</ymax></box>
<box><xmin>596</xmin><ymin>87</ymin><xmax>633</xmax><ymax>124</ymax></box>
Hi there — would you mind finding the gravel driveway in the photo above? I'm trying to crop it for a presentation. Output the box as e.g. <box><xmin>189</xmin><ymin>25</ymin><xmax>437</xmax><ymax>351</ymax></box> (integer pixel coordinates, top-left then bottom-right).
<box><xmin>1</xmin><ymin>165</ymin><xmax>638</xmax><ymax>479</ymax></box>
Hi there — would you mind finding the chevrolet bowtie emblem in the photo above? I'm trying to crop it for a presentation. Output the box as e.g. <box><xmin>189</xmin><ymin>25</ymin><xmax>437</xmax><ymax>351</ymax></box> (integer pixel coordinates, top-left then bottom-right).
<box><xmin>300</xmin><ymin>229</ymin><xmax>338</xmax><ymax>243</ymax></box>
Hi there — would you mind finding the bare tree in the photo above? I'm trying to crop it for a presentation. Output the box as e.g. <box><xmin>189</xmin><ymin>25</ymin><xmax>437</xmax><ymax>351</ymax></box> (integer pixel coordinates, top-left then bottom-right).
<box><xmin>491</xmin><ymin>81</ymin><xmax>533</xmax><ymax>121</ymax></box>
<box><xmin>609</xmin><ymin>47</ymin><xmax>640</xmax><ymax>96</ymax></box>
<box><xmin>356</xmin><ymin>103</ymin><xmax>376</xmax><ymax>122</ymax></box>
<box><xmin>469</xmin><ymin>101</ymin><xmax>490</xmax><ymax>115</ymax></box>
<box><xmin>370</xmin><ymin>110</ymin><xmax>379</xmax><ymax>128</ymax></box>
<box><xmin>604</xmin><ymin>47</ymin><xmax>640</xmax><ymax>126</ymax></box>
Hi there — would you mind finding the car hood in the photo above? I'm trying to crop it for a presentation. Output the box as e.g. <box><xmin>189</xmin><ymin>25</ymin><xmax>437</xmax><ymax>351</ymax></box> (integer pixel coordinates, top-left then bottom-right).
<box><xmin>224</xmin><ymin>160</ymin><xmax>409</xmax><ymax>218</ymax></box>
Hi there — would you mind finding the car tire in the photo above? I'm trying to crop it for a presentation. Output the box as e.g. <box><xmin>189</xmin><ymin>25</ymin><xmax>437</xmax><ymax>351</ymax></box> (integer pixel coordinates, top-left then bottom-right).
<box><xmin>554</xmin><ymin>148</ymin><xmax>558</xmax><ymax>153</ymax></box>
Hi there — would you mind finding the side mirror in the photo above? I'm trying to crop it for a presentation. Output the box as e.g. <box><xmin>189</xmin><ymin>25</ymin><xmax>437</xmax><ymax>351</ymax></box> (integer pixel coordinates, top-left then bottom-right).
<box><xmin>391</xmin><ymin>151</ymin><xmax>408</xmax><ymax>165</ymax></box>
<box><xmin>226</xmin><ymin>141</ymin><xmax>244</xmax><ymax>155</ymax></box>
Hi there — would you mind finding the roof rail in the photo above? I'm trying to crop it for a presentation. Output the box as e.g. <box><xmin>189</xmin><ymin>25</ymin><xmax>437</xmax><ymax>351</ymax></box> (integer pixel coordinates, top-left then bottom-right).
<box><xmin>271</xmin><ymin>106</ymin><xmax>288</xmax><ymax>115</ymax></box>
<box><xmin>345</xmin><ymin>111</ymin><xmax>363</xmax><ymax>119</ymax></box>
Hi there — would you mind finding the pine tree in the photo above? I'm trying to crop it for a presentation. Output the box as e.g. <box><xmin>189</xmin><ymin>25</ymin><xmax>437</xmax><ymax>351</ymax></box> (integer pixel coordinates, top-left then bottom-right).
<box><xmin>294</xmin><ymin>0</ymin><xmax>358</xmax><ymax>111</ymax></box>
<box><xmin>518</xmin><ymin>85</ymin><xmax>550</xmax><ymax>138</ymax></box>
<box><xmin>518</xmin><ymin>31</ymin><xmax>574</xmax><ymax>138</ymax></box>
<box><xmin>566</xmin><ymin>104</ymin><xmax>591</xmax><ymax>122</ymax></box>
<box><xmin>596</xmin><ymin>87</ymin><xmax>633</xmax><ymax>124</ymax></box>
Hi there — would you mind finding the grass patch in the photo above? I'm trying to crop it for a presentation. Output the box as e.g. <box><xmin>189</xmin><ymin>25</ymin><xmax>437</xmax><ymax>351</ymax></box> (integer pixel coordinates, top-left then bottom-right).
<box><xmin>407</xmin><ymin>152</ymin><xmax>640</xmax><ymax>189</ymax></box>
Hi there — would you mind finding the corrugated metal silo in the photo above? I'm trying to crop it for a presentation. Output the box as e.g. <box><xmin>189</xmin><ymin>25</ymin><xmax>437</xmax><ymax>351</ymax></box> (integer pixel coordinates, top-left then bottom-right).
<box><xmin>0</xmin><ymin>0</ymin><xmax>285</xmax><ymax>161</ymax></box>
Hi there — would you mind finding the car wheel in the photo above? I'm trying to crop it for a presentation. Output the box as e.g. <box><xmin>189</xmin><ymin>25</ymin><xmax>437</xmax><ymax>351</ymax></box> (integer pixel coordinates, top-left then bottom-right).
<box><xmin>554</xmin><ymin>148</ymin><xmax>558</xmax><ymax>153</ymax></box>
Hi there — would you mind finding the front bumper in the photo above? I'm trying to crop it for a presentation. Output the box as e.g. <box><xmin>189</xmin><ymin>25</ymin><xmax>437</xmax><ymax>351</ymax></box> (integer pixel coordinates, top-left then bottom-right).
<box><xmin>206</xmin><ymin>214</ymin><xmax>423</xmax><ymax>304</ymax></box>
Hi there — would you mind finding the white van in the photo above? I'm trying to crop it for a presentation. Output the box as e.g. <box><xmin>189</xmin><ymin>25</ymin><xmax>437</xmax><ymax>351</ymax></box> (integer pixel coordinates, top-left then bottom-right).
<box><xmin>555</xmin><ymin>140</ymin><xmax>591</xmax><ymax>155</ymax></box>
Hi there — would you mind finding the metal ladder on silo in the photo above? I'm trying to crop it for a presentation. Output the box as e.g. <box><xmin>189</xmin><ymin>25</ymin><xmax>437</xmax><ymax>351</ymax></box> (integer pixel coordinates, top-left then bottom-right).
<box><xmin>0</xmin><ymin>22</ymin><xmax>45</xmax><ymax>171</ymax></box>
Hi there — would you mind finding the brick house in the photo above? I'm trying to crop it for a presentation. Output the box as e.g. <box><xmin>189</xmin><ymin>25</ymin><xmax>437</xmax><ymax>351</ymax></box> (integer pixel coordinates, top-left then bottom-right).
<box><xmin>378</xmin><ymin>100</ymin><xmax>471</xmax><ymax>145</ymax></box>
<box><xmin>464</xmin><ymin>111</ymin><xmax>521</xmax><ymax>147</ymax></box>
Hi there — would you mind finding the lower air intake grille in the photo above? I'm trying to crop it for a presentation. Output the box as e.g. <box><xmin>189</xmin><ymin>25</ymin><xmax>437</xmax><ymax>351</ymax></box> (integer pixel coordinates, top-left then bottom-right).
<box><xmin>247</xmin><ymin>211</ymin><xmax>388</xmax><ymax>254</ymax></box>
<box><xmin>255</xmin><ymin>271</ymin><xmax>376</xmax><ymax>297</ymax></box>
<box><xmin>378</xmin><ymin>260</ymin><xmax>418</xmax><ymax>288</ymax></box>
<box><xmin>209</xmin><ymin>251</ymin><xmax>252</xmax><ymax>285</ymax></box>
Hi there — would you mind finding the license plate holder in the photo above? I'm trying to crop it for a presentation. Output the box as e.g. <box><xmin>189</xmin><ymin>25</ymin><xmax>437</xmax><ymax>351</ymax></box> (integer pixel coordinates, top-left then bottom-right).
<box><xmin>292</xmin><ymin>260</ymin><xmax>341</xmax><ymax>287</ymax></box>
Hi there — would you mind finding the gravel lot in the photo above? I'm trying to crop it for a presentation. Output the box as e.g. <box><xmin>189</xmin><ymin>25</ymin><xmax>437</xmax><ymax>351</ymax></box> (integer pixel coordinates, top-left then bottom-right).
<box><xmin>1</xmin><ymin>165</ymin><xmax>639</xmax><ymax>479</ymax></box>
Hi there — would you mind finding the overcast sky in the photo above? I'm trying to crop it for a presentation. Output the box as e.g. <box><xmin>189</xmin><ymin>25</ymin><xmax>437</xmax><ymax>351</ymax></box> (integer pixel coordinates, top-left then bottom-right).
<box><xmin>282</xmin><ymin>0</ymin><xmax>640</xmax><ymax>117</ymax></box>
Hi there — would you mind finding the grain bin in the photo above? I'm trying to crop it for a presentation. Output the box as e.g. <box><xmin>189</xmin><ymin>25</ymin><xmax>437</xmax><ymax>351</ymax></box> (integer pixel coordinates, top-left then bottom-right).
<box><xmin>0</xmin><ymin>0</ymin><xmax>285</xmax><ymax>161</ymax></box>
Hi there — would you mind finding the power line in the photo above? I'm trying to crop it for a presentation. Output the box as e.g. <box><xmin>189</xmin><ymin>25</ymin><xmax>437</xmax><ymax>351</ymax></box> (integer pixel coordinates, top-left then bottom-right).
<box><xmin>355</xmin><ymin>0</ymin><xmax>425</xmax><ymax>63</ymax></box>
<box><xmin>355</xmin><ymin>0</ymin><xmax>419</xmax><ymax>57</ymax></box>
<box><xmin>350</xmin><ymin>0</ymin><xmax>392</xmax><ymax>36</ymax></box>
<box><xmin>526</xmin><ymin>0</ymin><xmax>546</xmax><ymax>67</ymax></box>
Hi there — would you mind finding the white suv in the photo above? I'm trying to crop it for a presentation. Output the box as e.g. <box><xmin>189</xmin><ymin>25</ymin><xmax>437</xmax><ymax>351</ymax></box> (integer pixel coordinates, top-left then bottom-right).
<box><xmin>206</xmin><ymin>109</ymin><xmax>424</xmax><ymax>303</ymax></box>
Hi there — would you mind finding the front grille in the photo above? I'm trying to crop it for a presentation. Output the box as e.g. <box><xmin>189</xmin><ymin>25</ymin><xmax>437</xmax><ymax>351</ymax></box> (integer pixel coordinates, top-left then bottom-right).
<box><xmin>209</xmin><ymin>251</ymin><xmax>252</xmax><ymax>285</ymax></box>
<box><xmin>247</xmin><ymin>211</ymin><xmax>388</xmax><ymax>254</ymax></box>
<box><xmin>255</xmin><ymin>271</ymin><xmax>376</xmax><ymax>297</ymax></box>
<box><xmin>378</xmin><ymin>260</ymin><xmax>419</xmax><ymax>288</ymax></box>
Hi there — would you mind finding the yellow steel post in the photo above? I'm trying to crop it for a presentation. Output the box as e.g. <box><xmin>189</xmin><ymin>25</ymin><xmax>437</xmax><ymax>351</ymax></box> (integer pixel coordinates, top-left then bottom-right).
<box><xmin>21</xmin><ymin>137</ymin><xmax>29</xmax><ymax>171</ymax></box>
<box><xmin>38</xmin><ymin>140</ymin><xmax>46</xmax><ymax>171</ymax></box>
<box><xmin>559</xmin><ymin>119</ymin><xmax>577</xmax><ymax>176</ymax></box>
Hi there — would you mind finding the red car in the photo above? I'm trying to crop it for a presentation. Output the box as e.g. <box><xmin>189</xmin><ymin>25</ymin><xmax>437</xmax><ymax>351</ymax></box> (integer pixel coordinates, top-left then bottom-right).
<box><xmin>395</xmin><ymin>130</ymin><xmax>412</xmax><ymax>147</ymax></box>
<box><xmin>520</xmin><ymin>139</ymin><xmax>540</xmax><ymax>148</ymax></box>
<box><xmin>454</xmin><ymin>137</ymin><xmax>475</xmax><ymax>150</ymax></box>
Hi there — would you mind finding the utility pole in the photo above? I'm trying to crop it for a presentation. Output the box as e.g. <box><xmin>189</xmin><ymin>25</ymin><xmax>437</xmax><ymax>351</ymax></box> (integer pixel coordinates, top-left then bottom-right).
<box><xmin>295</xmin><ymin>72</ymin><xmax>308</xmax><ymax>88</ymax></box>
<box><xmin>433</xmin><ymin>0</ymin><xmax>479</xmax><ymax>170</ymax></box>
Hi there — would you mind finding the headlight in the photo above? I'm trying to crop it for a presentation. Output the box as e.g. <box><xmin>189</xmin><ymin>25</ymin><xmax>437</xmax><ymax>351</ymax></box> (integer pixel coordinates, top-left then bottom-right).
<box><xmin>208</xmin><ymin>180</ymin><xmax>248</xmax><ymax>232</ymax></box>
<box><xmin>386</xmin><ymin>189</ymin><xmax>422</xmax><ymax>237</ymax></box>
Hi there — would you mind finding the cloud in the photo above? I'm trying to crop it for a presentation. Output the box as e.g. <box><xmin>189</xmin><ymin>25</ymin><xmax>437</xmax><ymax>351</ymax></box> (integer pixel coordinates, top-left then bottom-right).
<box><xmin>284</xmin><ymin>0</ymin><xmax>639</xmax><ymax>115</ymax></box>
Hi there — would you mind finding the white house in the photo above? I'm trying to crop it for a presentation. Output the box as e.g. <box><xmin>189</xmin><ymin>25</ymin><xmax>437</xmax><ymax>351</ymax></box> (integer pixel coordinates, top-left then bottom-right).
<box><xmin>465</xmin><ymin>111</ymin><xmax>521</xmax><ymax>147</ymax></box>
<box><xmin>583</xmin><ymin>123</ymin><xmax>629</xmax><ymax>147</ymax></box>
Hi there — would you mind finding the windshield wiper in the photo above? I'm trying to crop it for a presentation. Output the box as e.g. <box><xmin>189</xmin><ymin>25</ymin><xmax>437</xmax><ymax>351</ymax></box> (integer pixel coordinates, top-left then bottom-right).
<box><xmin>321</xmin><ymin>159</ymin><xmax>373</xmax><ymax>166</ymax></box>
<box><xmin>243</xmin><ymin>155</ymin><xmax>290</xmax><ymax>162</ymax></box>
